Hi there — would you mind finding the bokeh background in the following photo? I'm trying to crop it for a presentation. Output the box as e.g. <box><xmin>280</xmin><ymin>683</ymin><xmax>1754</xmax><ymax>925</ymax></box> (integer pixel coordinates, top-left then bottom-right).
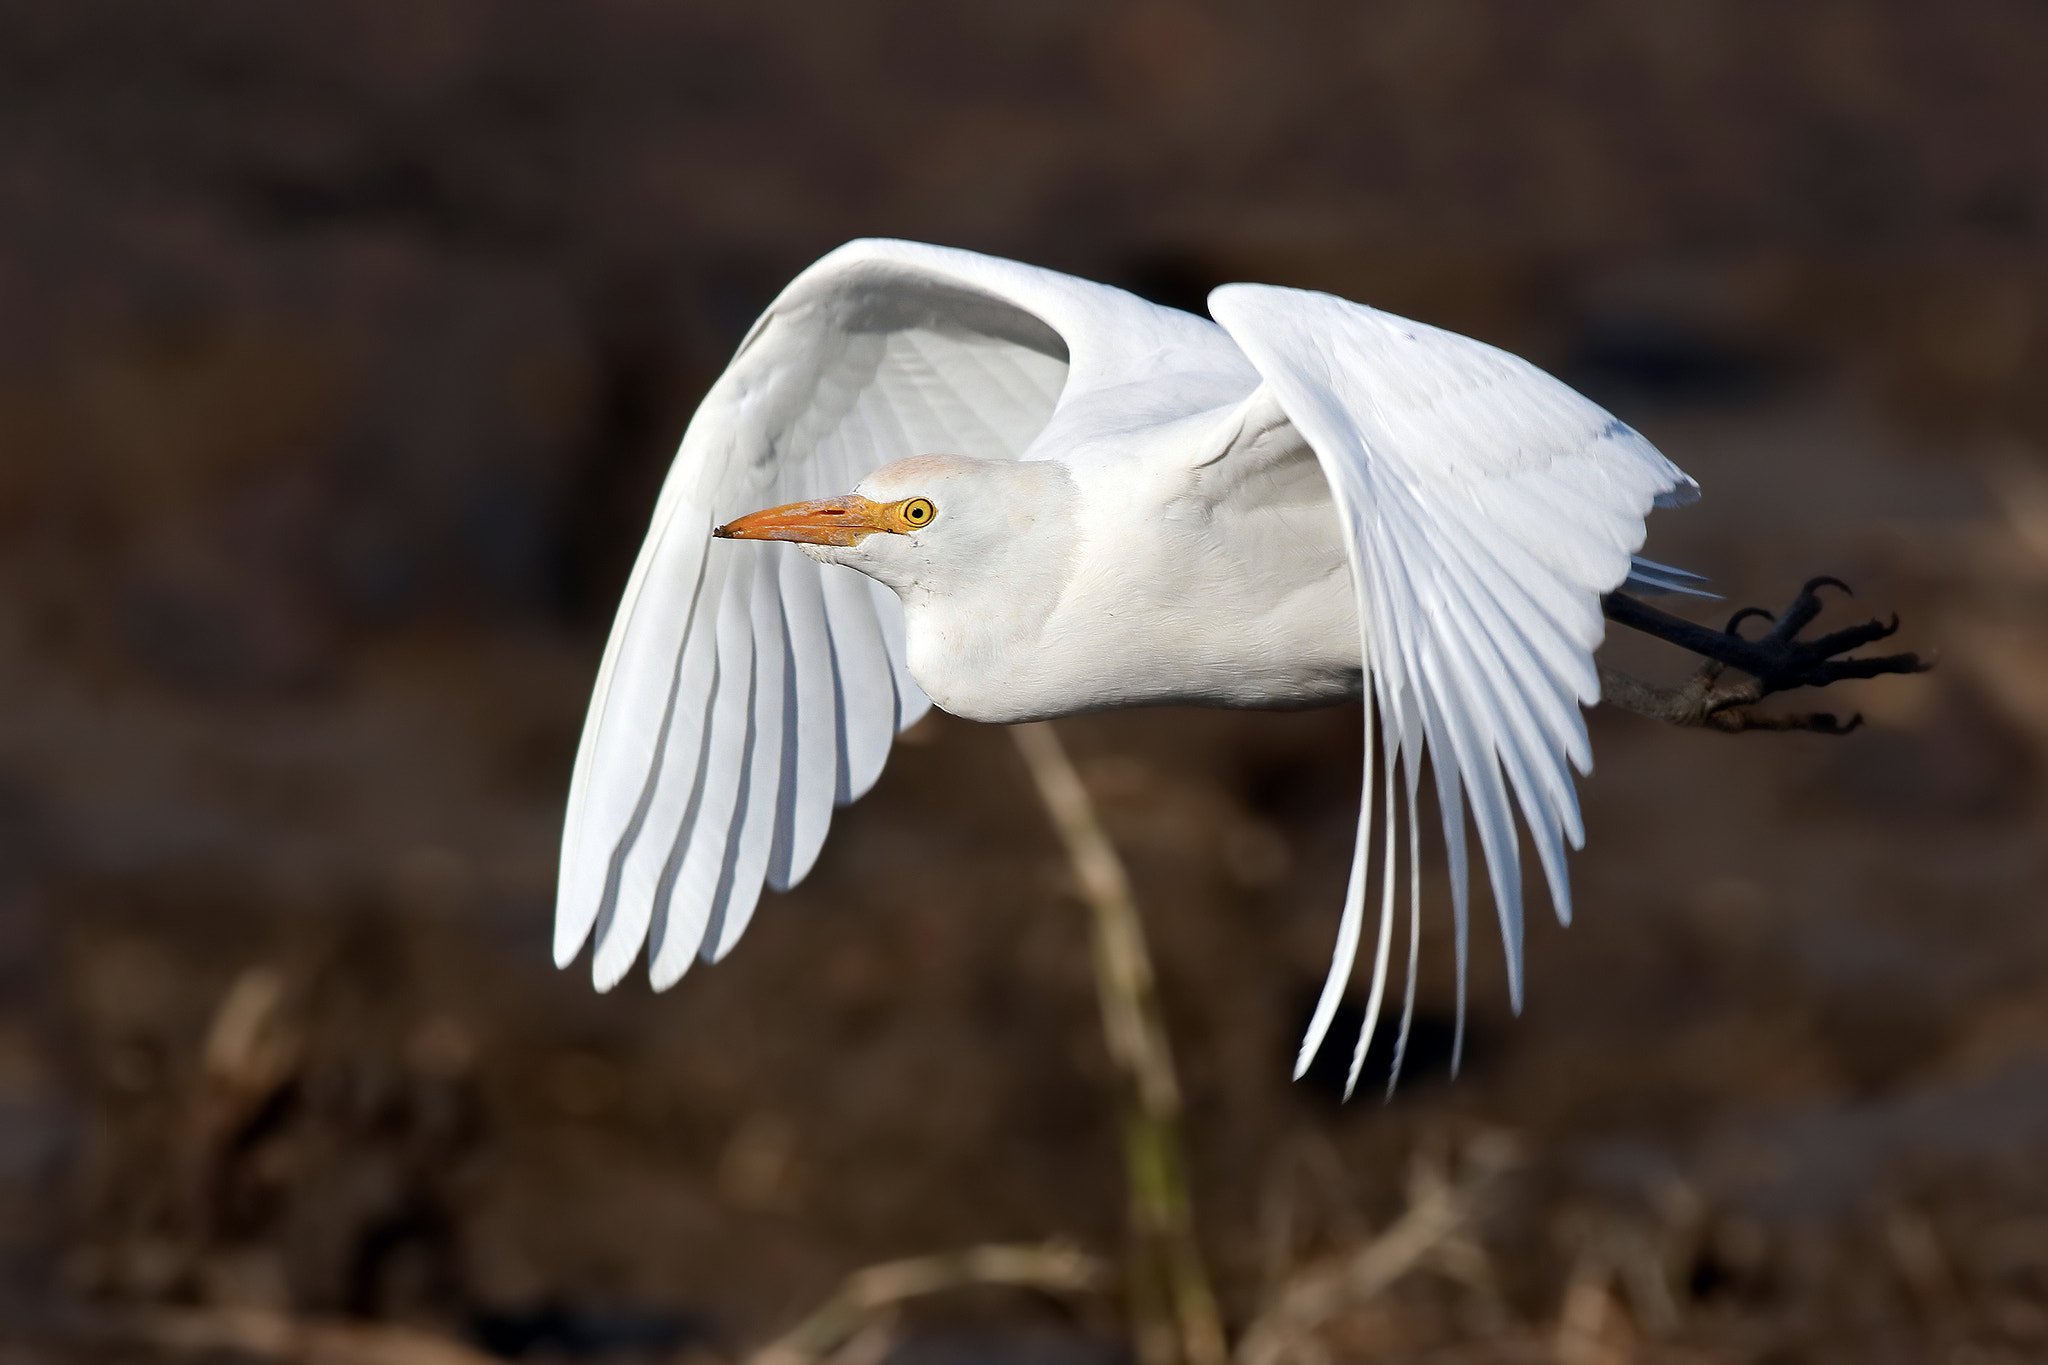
<box><xmin>4</xmin><ymin>2</ymin><xmax>2048</xmax><ymax>1361</ymax></box>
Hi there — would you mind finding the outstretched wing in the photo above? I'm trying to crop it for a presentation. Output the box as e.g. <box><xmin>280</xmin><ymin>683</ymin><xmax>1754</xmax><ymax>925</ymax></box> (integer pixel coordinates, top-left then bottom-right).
<box><xmin>1208</xmin><ymin>284</ymin><xmax>1698</xmax><ymax>1090</ymax></box>
<box><xmin>558</xmin><ymin>239</ymin><xmax>1236</xmax><ymax>990</ymax></box>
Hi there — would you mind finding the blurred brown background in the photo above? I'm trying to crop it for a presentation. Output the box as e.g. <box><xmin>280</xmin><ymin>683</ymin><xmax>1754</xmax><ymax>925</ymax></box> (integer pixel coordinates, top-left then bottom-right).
<box><xmin>3</xmin><ymin>2</ymin><xmax>2047</xmax><ymax>1361</ymax></box>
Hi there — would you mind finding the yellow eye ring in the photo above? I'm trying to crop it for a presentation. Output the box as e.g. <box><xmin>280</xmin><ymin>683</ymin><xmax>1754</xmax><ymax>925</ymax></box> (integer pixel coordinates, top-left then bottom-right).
<box><xmin>900</xmin><ymin>497</ymin><xmax>935</xmax><ymax>528</ymax></box>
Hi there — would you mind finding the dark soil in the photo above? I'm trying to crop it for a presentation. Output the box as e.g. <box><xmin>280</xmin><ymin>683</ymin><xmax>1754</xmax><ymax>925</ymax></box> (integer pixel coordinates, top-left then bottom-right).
<box><xmin>3</xmin><ymin>4</ymin><xmax>2048</xmax><ymax>1362</ymax></box>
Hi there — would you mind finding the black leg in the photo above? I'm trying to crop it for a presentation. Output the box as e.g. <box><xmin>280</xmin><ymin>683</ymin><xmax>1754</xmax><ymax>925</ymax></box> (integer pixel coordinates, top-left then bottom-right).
<box><xmin>1598</xmin><ymin>578</ymin><xmax>1931</xmax><ymax>734</ymax></box>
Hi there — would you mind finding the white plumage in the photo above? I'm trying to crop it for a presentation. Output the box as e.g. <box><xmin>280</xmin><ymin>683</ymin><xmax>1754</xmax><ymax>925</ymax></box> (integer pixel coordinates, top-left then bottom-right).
<box><xmin>555</xmin><ymin>239</ymin><xmax>1699</xmax><ymax>1089</ymax></box>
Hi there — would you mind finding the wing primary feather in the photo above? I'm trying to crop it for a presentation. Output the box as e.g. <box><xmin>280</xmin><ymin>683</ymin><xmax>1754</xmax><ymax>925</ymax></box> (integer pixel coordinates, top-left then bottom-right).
<box><xmin>820</xmin><ymin>567</ymin><xmax>896</xmax><ymax>801</ymax></box>
<box><xmin>764</xmin><ymin>582</ymin><xmax>806</xmax><ymax>892</ymax></box>
<box><xmin>586</xmin><ymin>754</ymin><xmax>663</xmax><ymax>988</ymax></box>
<box><xmin>607</xmin><ymin>552</ymin><xmax>731</xmax><ymax>984</ymax></box>
<box><xmin>1344</xmin><ymin>713</ymin><xmax>1402</xmax><ymax>1099</ymax></box>
<box><xmin>644</xmin><ymin>658</ymin><xmax>724</xmax><ymax>981</ymax></box>
<box><xmin>1378</xmin><ymin>495</ymin><xmax>1536</xmax><ymax>999</ymax></box>
<box><xmin>585</xmin><ymin>540</ymin><xmax>718</xmax><ymax>989</ymax></box>
<box><xmin>646</xmin><ymin>551</ymin><xmax>760</xmax><ymax>986</ymax></box>
<box><xmin>1370</xmin><ymin>503</ymin><xmax>1526</xmax><ymax>1017</ymax></box>
<box><xmin>696</xmin><ymin>609</ymin><xmax>761</xmax><ymax>970</ymax></box>
<box><xmin>697</xmin><ymin>693</ymin><xmax>756</xmax><ymax>967</ymax></box>
<box><xmin>1418</xmin><ymin>538</ymin><xmax>1579</xmax><ymax>925</ymax></box>
<box><xmin>1418</xmin><ymin>680</ymin><xmax>1473</xmax><ymax>1077</ymax></box>
<box><xmin>559</xmin><ymin>513</ymin><xmax>713</xmax><ymax>969</ymax></box>
<box><xmin>1387</xmin><ymin>748</ymin><xmax>1423</xmax><ymax>1097</ymax></box>
<box><xmin>1358</xmin><ymin>492</ymin><xmax>1483</xmax><ymax>1071</ymax></box>
<box><xmin>703</xmin><ymin>558</ymin><xmax>794</xmax><ymax>963</ymax></box>
<box><xmin>1294</xmin><ymin>678</ymin><xmax>1377</xmax><ymax>1080</ymax></box>
<box><xmin>1346</xmin><ymin>496</ymin><xmax>1470</xmax><ymax>1082</ymax></box>
<box><xmin>767</xmin><ymin>552</ymin><xmax>839</xmax><ymax>892</ymax></box>
<box><xmin>1423</xmin><ymin>635</ymin><xmax>1526</xmax><ymax>1015</ymax></box>
<box><xmin>1401</xmin><ymin>493</ymin><xmax>1589</xmax><ymax>915</ymax></box>
<box><xmin>1429</xmin><ymin>509</ymin><xmax>1599</xmax><ymax>760</ymax></box>
<box><xmin>701</xmin><ymin>773</ymin><xmax>755</xmax><ymax>965</ymax></box>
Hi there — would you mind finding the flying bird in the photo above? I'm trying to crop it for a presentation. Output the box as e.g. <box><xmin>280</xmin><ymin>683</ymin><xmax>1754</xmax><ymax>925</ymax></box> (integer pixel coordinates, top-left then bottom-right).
<box><xmin>553</xmin><ymin>239</ymin><xmax>1909</xmax><ymax>1090</ymax></box>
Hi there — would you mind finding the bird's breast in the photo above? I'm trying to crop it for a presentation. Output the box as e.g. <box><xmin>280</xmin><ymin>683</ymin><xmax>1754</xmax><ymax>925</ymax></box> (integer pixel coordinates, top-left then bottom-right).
<box><xmin>902</xmin><ymin>470</ymin><xmax>1364</xmax><ymax>724</ymax></box>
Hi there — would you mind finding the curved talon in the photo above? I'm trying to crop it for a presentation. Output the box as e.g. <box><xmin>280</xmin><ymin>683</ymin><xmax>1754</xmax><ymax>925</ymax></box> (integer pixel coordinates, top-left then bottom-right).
<box><xmin>1725</xmin><ymin>606</ymin><xmax>1775</xmax><ymax>636</ymax></box>
<box><xmin>1600</xmin><ymin>581</ymin><xmax>1926</xmax><ymax>733</ymax></box>
<box><xmin>1843</xmin><ymin>613</ymin><xmax>1903</xmax><ymax>643</ymax></box>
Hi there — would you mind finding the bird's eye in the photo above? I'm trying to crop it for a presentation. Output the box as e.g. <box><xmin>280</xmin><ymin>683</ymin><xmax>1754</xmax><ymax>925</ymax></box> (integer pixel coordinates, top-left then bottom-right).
<box><xmin>901</xmin><ymin>498</ymin><xmax>935</xmax><ymax>527</ymax></box>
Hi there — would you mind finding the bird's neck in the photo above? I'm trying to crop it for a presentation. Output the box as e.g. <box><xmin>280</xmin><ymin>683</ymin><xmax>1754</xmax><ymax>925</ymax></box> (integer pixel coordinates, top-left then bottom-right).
<box><xmin>901</xmin><ymin>574</ymin><xmax>1083</xmax><ymax>725</ymax></box>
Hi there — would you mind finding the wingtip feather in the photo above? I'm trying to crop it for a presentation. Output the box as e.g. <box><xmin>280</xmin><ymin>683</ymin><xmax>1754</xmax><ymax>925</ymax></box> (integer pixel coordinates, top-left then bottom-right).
<box><xmin>552</xmin><ymin>918</ymin><xmax>588</xmax><ymax>970</ymax></box>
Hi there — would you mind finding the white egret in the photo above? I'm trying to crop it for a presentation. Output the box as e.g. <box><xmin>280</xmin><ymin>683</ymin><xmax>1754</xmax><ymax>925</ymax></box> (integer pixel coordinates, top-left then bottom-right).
<box><xmin>552</xmin><ymin>238</ymin><xmax>1904</xmax><ymax>1088</ymax></box>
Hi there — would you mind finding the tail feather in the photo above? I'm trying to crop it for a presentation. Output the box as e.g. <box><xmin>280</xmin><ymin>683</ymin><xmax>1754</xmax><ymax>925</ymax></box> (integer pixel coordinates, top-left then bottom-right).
<box><xmin>1623</xmin><ymin>554</ymin><xmax>1716</xmax><ymax>598</ymax></box>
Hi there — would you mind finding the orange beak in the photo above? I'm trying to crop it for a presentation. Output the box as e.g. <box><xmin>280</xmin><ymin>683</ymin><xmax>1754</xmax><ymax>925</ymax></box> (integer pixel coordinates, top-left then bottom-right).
<box><xmin>714</xmin><ymin>495</ymin><xmax>896</xmax><ymax>547</ymax></box>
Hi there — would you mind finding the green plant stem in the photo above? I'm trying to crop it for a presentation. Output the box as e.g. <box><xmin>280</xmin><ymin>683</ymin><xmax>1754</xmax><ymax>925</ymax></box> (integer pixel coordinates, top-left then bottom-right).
<box><xmin>1011</xmin><ymin>721</ymin><xmax>1228</xmax><ymax>1365</ymax></box>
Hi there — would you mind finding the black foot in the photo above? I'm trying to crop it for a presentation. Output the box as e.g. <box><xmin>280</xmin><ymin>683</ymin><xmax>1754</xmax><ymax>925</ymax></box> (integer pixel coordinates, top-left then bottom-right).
<box><xmin>1599</xmin><ymin>577</ymin><xmax>1932</xmax><ymax>734</ymax></box>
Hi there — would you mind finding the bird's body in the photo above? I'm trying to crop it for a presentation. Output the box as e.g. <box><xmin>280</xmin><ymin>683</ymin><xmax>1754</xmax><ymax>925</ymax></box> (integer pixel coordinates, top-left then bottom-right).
<box><xmin>556</xmin><ymin>239</ymin><xmax>1700</xmax><ymax>1084</ymax></box>
<box><xmin>825</xmin><ymin>420</ymin><xmax>1361</xmax><ymax>723</ymax></box>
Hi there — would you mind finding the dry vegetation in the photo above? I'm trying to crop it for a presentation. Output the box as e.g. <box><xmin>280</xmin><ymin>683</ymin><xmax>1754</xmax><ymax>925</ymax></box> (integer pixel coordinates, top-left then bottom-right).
<box><xmin>4</xmin><ymin>2</ymin><xmax>2048</xmax><ymax>1362</ymax></box>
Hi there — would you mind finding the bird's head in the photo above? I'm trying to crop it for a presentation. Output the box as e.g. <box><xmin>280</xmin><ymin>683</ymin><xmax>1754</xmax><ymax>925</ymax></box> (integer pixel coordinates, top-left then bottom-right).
<box><xmin>713</xmin><ymin>455</ymin><xmax>1078</xmax><ymax>602</ymax></box>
